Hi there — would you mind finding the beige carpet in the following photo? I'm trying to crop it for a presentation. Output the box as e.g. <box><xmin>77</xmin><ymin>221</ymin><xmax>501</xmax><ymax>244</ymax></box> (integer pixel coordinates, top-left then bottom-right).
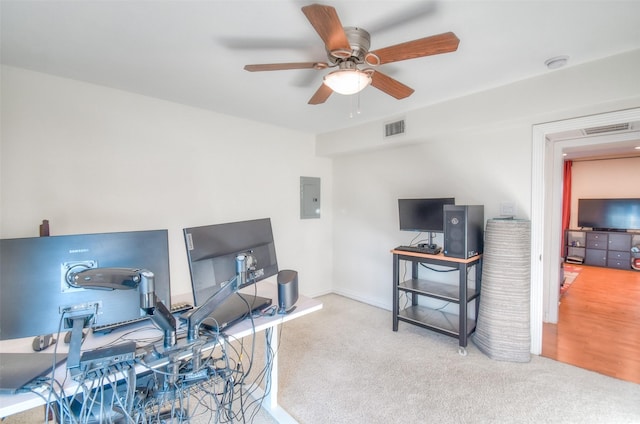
<box><xmin>273</xmin><ymin>294</ymin><xmax>640</xmax><ymax>423</ymax></box>
<box><xmin>5</xmin><ymin>293</ymin><xmax>640</xmax><ymax>423</ymax></box>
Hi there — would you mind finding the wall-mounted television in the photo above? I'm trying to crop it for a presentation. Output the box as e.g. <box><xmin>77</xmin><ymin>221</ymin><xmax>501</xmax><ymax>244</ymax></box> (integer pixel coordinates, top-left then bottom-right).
<box><xmin>398</xmin><ymin>198</ymin><xmax>455</xmax><ymax>233</ymax></box>
<box><xmin>577</xmin><ymin>198</ymin><xmax>640</xmax><ymax>231</ymax></box>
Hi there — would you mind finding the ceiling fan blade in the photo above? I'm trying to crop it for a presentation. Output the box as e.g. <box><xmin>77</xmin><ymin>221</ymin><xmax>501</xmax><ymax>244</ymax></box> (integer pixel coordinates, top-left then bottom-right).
<box><xmin>244</xmin><ymin>62</ymin><xmax>328</xmax><ymax>72</ymax></box>
<box><xmin>370</xmin><ymin>71</ymin><xmax>414</xmax><ymax>99</ymax></box>
<box><xmin>368</xmin><ymin>32</ymin><xmax>460</xmax><ymax>65</ymax></box>
<box><xmin>301</xmin><ymin>4</ymin><xmax>351</xmax><ymax>54</ymax></box>
<box><xmin>308</xmin><ymin>83</ymin><xmax>333</xmax><ymax>105</ymax></box>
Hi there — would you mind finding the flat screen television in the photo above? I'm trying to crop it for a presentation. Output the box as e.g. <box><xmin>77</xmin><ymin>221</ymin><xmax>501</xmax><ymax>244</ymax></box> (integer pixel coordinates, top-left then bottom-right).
<box><xmin>577</xmin><ymin>198</ymin><xmax>640</xmax><ymax>231</ymax></box>
<box><xmin>0</xmin><ymin>230</ymin><xmax>171</xmax><ymax>341</ymax></box>
<box><xmin>398</xmin><ymin>198</ymin><xmax>455</xmax><ymax>232</ymax></box>
<box><xmin>183</xmin><ymin>218</ymin><xmax>278</xmax><ymax>306</ymax></box>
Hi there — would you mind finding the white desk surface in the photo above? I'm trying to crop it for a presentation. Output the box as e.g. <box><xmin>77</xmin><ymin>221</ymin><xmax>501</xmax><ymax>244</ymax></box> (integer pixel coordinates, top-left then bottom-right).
<box><xmin>0</xmin><ymin>281</ymin><xmax>322</xmax><ymax>418</ymax></box>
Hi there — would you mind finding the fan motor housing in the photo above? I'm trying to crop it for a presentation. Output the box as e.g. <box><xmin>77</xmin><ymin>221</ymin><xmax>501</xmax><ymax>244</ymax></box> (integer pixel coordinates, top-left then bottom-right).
<box><xmin>328</xmin><ymin>27</ymin><xmax>371</xmax><ymax>63</ymax></box>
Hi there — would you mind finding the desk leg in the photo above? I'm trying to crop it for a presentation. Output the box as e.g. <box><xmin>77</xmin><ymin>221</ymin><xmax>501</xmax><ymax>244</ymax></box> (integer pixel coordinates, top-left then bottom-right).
<box><xmin>265</xmin><ymin>327</ymin><xmax>278</xmax><ymax>411</ymax></box>
<box><xmin>411</xmin><ymin>262</ymin><xmax>419</xmax><ymax>307</ymax></box>
<box><xmin>458</xmin><ymin>263</ymin><xmax>468</xmax><ymax>351</ymax></box>
<box><xmin>475</xmin><ymin>260</ymin><xmax>482</xmax><ymax>317</ymax></box>
<box><xmin>261</xmin><ymin>326</ymin><xmax>298</xmax><ymax>423</ymax></box>
<box><xmin>392</xmin><ymin>254</ymin><xmax>399</xmax><ymax>331</ymax></box>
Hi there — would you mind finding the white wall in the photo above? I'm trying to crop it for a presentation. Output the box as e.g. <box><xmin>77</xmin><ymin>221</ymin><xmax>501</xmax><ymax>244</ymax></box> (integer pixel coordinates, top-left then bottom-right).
<box><xmin>0</xmin><ymin>66</ymin><xmax>333</xmax><ymax>300</ymax></box>
<box><xmin>320</xmin><ymin>49</ymin><xmax>640</xmax><ymax>310</ymax></box>
<box><xmin>329</xmin><ymin>123</ymin><xmax>531</xmax><ymax>307</ymax></box>
<box><xmin>3</xmin><ymin>46</ymin><xmax>640</xmax><ymax>321</ymax></box>
<box><xmin>570</xmin><ymin>157</ymin><xmax>640</xmax><ymax>228</ymax></box>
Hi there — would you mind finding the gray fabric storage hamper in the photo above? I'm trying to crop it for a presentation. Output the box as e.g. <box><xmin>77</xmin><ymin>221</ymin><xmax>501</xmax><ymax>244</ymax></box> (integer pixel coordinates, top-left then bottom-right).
<box><xmin>473</xmin><ymin>218</ymin><xmax>531</xmax><ymax>362</ymax></box>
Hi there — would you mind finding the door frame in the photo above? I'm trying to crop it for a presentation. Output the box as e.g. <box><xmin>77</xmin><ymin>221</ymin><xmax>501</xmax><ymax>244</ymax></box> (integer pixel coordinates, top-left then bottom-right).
<box><xmin>530</xmin><ymin>107</ymin><xmax>640</xmax><ymax>354</ymax></box>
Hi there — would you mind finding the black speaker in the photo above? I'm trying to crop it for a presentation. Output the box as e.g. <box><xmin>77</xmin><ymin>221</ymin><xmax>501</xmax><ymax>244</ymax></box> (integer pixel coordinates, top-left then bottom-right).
<box><xmin>277</xmin><ymin>269</ymin><xmax>299</xmax><ymax>314</ymax></box>
<box><xmin>443</xmin><ymin>205</ymin><xmax>484</xmax><ymax>259</ymax></box>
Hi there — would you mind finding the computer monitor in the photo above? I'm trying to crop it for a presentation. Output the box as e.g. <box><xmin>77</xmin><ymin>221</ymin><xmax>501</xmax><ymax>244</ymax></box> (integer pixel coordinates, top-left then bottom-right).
<box><xmin>183</xmin><ymin>218</ymin><xmax>278</xmax><ymax>306</ymax></box>
<box><xmin>0</xmin><ymin>230</ymin><xmax>171</xmax><ymax>340</ymax></box>
<box><xmin>398</xmin><ymin>198</ymin><xmax>455</xmax><ymax>232</ymax></box>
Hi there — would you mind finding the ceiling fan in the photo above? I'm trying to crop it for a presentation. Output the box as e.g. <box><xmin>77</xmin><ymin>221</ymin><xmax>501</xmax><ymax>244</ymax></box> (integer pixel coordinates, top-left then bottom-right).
<box><xmin>244</xmin><ymin>3</ymin><xmax>460</xmax><ymax>105</ymax></box>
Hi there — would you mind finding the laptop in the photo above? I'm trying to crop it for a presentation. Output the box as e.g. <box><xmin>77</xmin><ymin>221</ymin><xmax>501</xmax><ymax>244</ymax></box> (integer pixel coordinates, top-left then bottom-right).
<box><xmin>0</xmin><ymin>352</ymin><xmax>68</xmax><ymax>394</ymax></box>
<box><xmin>200</xmin><ymin>293</ymin><xmax>272</xmax><ymax>332</ymax></box>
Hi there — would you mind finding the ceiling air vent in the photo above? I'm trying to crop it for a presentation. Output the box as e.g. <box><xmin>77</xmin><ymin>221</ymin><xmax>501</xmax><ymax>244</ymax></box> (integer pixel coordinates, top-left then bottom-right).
<box><xmin>384</xmin><ymin>119</ymin><xmax>405</xmax><ymax>138</ymax></box>
<box><xmin>583</xmin><ymin>123</ymin><xmax>630</xmax><ymax>135</ymax></box>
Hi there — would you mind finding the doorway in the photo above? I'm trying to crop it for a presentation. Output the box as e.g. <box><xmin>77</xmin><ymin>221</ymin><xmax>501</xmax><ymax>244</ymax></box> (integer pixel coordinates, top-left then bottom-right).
<box><xmin>530</xmin><ymin>107</ymin><xmax>640</xmax><ymax>354</ymax></box>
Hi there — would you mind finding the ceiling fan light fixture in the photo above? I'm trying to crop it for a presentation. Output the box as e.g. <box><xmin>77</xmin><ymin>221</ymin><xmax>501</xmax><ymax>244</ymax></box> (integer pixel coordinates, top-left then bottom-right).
<box><xmin>323</xmin><ymin>69</ymin><xmax>372</xmax><ymax>95</ymax></box>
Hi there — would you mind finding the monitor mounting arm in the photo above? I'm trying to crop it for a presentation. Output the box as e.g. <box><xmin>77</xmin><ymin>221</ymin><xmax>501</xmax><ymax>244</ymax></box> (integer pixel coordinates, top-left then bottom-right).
<box><xmin>183</xmin><ymin>253</ymin><xmax>255</xmax><ymax>342</ymax></box>
<box><xmin>69</xmin><ymin>268</ymin><xmax>177</xmax><ymax>348</ymax></box>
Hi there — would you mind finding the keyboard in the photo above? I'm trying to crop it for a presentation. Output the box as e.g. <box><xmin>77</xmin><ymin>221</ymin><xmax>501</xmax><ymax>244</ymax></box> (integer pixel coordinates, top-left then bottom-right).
<box><xmin>93</xmin><ymin>302</ymin><xmax>193</xmax><ymax>333</ymax></box>
<box><xmin>395</xmin><ymin>245</ymin><xmax>442</xmax><ymax>255</ymax></box>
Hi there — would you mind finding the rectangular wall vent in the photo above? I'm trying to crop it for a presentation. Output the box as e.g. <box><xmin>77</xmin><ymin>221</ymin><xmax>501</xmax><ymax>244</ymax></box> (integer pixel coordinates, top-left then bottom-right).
<box><xmin>583</xmin><ymin>123</ymin><xmax>630</xmax><ymax>135</ymax></box>
<box><xmin>384</xmin><ymin>120</ymin><xmax>405</xmax><ymax>138</ymax></box>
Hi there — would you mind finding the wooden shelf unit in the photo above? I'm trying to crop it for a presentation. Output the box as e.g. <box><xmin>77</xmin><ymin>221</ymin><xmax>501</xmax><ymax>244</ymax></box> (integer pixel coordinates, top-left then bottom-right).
<box><xmin>391</xmin><ymin>249</ymin><xmax>482</xmax><ymax>355</ymax></box>
<box><xmin>565</xmin><ymin>229</ymin><xmax>639</xmax><ymax>270</ymax></box>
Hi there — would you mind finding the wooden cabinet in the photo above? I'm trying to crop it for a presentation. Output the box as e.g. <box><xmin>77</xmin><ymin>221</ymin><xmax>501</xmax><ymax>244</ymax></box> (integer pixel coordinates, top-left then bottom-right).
<box><xmin>565</xmin><ymin>230</ymin><xmax>633</xmax><ymax>270</ymax></box>
<box><xmin>607</xmin><ymin>233</ymin><xmax>632</xmax><ymax>269</ymax></box>
<box><xmin>585</xmin><ymin>232</ymin><xmax>608</xmax><ymax>266</ymax></box>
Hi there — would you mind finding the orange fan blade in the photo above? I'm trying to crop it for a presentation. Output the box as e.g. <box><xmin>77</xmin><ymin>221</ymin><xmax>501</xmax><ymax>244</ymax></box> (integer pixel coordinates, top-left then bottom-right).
<box><xmin>301</xmin><ymin>4</ymin><xmax>351</xmax><ymax>55</ymax></box>
<box><xmin>308</xmin><ymin>83</ymin><xmax>333</xmax><ymax>105</ymax></box>
<box><xmin>370</xmin><ymin>71</ymin><xmax>414</xmax><ymax>99</ymax></box>
<box><xmin>244</xmin><ymin>62</ymin><xmax>328</xmax><ymax>72</ymax></box>
<box><xmin>368</xmin><ymin>32</ymin><xmax>459</xmax><ymax>65</ymax></box>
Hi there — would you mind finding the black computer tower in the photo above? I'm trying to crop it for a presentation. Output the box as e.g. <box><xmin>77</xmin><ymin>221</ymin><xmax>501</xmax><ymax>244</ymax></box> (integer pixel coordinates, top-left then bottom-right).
<box><xmin>443</xmin><ymin>205</ymin><xmax>484</xmax><ymax>259</ymax></box>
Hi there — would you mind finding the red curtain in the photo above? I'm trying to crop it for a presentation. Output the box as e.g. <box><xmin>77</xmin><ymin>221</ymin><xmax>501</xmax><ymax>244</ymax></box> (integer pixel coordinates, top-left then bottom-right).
<box><xmin>562</xmin><ymin>160</ymin><xmax>572</xmax><ymax>250</ymax></box>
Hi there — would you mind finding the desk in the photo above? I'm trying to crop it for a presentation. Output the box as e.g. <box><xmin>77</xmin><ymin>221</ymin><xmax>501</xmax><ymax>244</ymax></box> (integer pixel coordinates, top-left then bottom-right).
<box><xmin>391</xmin><ymin>249</ymin><xmax>481</xmax><ymax>355</ymax></box>
<box><xmin>0</xmin><ymin>281</ymin><xmax>322</xmax><ymax>422</ymax></box>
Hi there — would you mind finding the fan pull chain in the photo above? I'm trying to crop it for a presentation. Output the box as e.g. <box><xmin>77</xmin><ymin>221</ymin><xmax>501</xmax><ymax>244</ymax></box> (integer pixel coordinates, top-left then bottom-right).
<box><xmin>349</xmin><ymin>93</ymin><xmax>362</xmax><ymax>118</ymax></box>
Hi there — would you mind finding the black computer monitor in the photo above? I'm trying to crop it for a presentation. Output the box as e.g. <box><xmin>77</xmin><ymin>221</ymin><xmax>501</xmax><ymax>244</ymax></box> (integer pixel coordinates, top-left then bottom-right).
<box><xmin>398</xmin><ymin>198</ymin><xmax>455</xmax><ymax>232</ymax></box>
<box><xmin>0</xmin><ymin>230</ymin><xmax>171</xmax><ymax>340</ymax></box>
<box><xmin>183</xmin><ymin>218</ymin><xmax>278</xmax><ymax>306</ymax></box>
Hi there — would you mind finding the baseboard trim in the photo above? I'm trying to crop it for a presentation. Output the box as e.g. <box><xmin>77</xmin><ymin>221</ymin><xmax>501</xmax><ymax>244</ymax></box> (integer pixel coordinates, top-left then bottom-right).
<box><xmin>329</xmin><ymin>288</ymin><xmax>391</xmax><ymax>311</ymax></box>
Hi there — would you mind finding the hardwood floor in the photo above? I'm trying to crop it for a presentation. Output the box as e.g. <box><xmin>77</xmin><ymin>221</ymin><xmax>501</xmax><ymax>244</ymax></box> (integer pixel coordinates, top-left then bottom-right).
<box><xmin>542</xmin><ymin>264</ymin><xmax>640</xmax><ymax>384</ymax></box>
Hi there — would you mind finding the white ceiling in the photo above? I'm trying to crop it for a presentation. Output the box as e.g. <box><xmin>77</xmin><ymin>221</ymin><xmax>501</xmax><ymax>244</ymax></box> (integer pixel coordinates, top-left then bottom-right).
<box><xmin>2</xmin><ymin>0</ymin><xmax>640</xmax><ymax>136</ymax></box>
<box><xmin>549</xmin><ymin>121</ymin><xmax>640</xmax><ymax>161</ymax></box>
